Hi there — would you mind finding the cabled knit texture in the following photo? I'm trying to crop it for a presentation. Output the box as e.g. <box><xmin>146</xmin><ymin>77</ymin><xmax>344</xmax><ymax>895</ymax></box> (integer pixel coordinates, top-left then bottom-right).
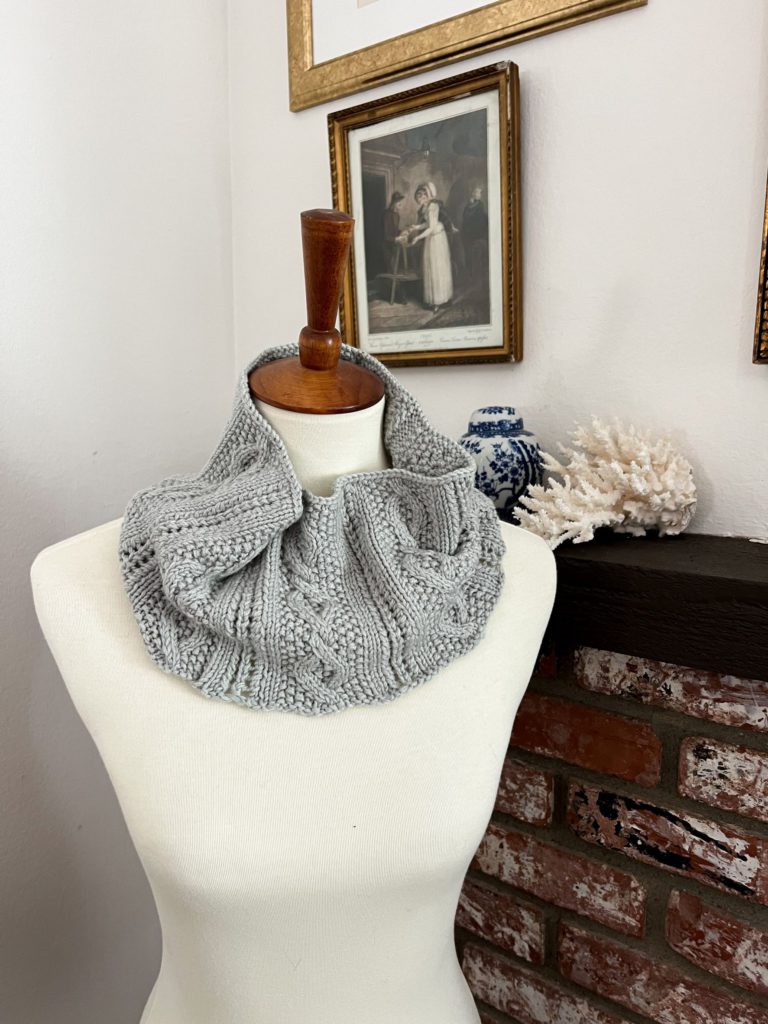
<box><xmin>119</xmin><ymin>343</ymin><xmax>506</xmax><ymax>715</ymax></box>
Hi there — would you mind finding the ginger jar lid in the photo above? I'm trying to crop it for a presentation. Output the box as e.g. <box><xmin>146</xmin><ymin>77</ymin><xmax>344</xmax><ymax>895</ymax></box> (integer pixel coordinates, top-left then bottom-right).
<box><xmin>467</xmin><ymin>406</ymin><xmax>525</xmax><ymax>437</ymax></box>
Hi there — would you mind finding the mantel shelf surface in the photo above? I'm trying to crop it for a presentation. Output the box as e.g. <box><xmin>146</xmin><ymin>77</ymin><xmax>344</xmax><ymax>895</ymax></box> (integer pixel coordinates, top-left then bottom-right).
<box><xmin>549</xmin><ymin>531</ymin><xmax>768</xmax><ymax>682</ymax></box>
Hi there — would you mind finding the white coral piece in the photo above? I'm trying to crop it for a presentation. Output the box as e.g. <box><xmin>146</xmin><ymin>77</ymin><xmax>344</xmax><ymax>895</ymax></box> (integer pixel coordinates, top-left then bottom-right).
<box><xmin>516</xmin><ymin>418</ymin><xmax>697</xmax><ymax>549</ymax></box>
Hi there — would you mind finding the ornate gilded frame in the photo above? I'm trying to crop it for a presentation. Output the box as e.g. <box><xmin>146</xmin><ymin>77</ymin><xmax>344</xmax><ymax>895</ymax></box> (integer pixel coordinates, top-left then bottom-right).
<box><xmin>329</xmin><ymin>62</ymin><xmax>520</xmax><ymax>367</ymax></box>
<box><xmin>755</xmin><ymin>172</ymin><xmax>768</xmax><ymax>364</ymax></box>
<box><xmin>287</xmin><ymin>0</ymin><xmax>646</xmax><ymax>112</ymax></box>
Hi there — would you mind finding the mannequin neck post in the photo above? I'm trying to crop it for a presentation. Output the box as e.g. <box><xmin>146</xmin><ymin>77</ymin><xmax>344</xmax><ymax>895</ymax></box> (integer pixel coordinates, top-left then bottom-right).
<box><xmin>254</xmin><ymin>396</ymin><xmax>389</xmax><ymax>497</ymax></box>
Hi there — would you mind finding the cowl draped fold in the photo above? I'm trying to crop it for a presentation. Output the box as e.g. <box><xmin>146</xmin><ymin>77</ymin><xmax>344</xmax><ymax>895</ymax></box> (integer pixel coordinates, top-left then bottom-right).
<box><xmin>119</xmin><ymin>343</ymin><xmax>505</xmax><ymax>715</ymax></box>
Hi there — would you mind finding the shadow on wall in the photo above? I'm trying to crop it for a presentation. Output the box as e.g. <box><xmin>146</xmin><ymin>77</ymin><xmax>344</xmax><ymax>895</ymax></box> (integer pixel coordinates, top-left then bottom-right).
<box><xmin>0</xmin><ymin>459</ymin><xmax>160</xmax><ymax>1024</ymax></box>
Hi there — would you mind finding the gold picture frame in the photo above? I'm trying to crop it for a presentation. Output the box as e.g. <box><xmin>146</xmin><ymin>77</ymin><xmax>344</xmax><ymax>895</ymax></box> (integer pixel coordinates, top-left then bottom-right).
<box><xmin>288</xmin><ymin>0</ymin><xmax>646</xmax><ymax>112</ymax></box>
<box><xmin>755</xmin><ymin>171</ymin><xmax>768</xmax><ymax>364</ymax></box>
<box><xmin>329</xmin><ymin>62</ymin><xmax>520</xmax><ymax>367</ymax></box>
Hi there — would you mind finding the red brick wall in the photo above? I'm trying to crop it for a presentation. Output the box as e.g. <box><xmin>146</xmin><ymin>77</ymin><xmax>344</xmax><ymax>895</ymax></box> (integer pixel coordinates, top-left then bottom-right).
<box><xmin>456</xmin><ymin>646</ymin><xmax>768</xmax><ymax>1024</ymax></box>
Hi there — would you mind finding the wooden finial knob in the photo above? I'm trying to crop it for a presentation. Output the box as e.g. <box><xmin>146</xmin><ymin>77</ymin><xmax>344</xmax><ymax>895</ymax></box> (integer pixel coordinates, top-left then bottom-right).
<box><xmin>299</xmin><ymin>209</ymin><xmax>354</xmax><ymax>370</ymax></box>
<box><xmin>247</xmin><ymin>207</ymin><xmax>385</xmax><ymax>414</ymax></box>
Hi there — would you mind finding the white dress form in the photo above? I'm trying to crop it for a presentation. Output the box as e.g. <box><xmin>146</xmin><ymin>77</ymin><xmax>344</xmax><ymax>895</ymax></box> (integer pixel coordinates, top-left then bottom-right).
<box><xmin>31</xmin><ymin>395</ymin><xmax>556</xmax><ymax>1024</ymax></box>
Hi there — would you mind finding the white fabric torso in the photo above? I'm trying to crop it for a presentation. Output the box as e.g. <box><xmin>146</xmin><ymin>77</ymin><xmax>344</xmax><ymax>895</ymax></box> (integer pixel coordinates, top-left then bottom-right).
<box><xmin>31</xmin><ymin>397</ymin><xmax>555</xmax><ymax>1024</ymax></box>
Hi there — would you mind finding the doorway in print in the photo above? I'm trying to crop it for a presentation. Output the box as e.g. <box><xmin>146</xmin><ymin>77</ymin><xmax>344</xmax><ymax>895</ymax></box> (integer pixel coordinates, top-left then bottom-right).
<box><xmin>362</xmin><ymin>172</ymin><xmax>387</xmax><ymax>282</ymax></box>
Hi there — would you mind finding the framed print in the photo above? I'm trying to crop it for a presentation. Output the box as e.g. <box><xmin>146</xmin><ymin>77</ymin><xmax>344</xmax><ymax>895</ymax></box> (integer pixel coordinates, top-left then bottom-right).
<box><xmin>287</xmin><ymin>0</ymin><xmax>646</xmax><ymax>111</ymax></box>
<box><xmin>755</xmin><ymin>171</ymin><xmax>768</xmax><ymax>364</ymax></box>
<box><xmin>329</xmin><ymin>62</ymin><xmax>520</xmax><ymax>367</ymax></box>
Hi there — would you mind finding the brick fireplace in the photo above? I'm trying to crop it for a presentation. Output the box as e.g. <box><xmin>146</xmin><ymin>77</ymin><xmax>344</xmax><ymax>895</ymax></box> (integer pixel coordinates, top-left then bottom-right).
<box><xmin>456</xmin><ymin>532</ymin><xmax>768</xmax><ymax>1024</ymax></box>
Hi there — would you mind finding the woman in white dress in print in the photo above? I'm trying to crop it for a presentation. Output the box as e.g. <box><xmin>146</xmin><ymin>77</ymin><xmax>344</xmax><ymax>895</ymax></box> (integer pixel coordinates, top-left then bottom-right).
<box><xmin>408</xmin><ymin>182</ymin><xmax>453</xmax><ymax>311</ymax></box>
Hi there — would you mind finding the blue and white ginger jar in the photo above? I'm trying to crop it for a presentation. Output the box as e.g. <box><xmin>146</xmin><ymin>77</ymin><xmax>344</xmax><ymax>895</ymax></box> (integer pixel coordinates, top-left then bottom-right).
<box><xmin>459</xmin><ymin>406</ymin><xmax>542</xmax><ymax>523</ymax></box>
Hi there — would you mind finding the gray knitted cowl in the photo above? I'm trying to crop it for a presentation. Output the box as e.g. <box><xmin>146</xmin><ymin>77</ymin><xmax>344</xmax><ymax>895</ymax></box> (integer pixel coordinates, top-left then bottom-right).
<box><xmin>119</xmin><ymin>343</ymin><xmax>505</xmax><ymax>715</ymax></box>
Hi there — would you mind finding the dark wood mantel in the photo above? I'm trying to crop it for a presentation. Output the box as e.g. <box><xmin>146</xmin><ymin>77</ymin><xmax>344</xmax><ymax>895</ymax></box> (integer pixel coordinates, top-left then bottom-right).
<box><xmin>550</xmin><ymin>531</ymin><xmax>768</xmax><ymax>682</ymax></box>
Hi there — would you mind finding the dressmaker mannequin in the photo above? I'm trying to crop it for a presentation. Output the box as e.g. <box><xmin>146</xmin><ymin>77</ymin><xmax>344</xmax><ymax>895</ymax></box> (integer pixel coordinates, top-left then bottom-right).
<box><xmin>30</xmin><ymin>211</ymin><xmax>556</xmax><ymax>1024</ymax></box>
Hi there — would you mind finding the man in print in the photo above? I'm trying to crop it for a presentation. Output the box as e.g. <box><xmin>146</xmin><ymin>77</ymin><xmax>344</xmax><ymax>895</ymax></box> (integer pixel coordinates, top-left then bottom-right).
<box><xmin>382</xmin><ymin>191</ymin><xmax>405</xmax><ymax>273</ymax></box>
<box><xmin>462</xmin><ymin>185</ymin><xmax>488</xmax><ymax>287</ymax></box>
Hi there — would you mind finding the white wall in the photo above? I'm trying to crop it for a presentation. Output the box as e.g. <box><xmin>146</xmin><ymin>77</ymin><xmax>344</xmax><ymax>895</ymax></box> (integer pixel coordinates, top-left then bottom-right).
<box><xmin>0</xmin><ymin>2</ymin><xmax>233</xmax><ymax>1022</ymax></box>
<box><xmin>230</xmin><ymin>0</ymin><xmax>768</xmax><ymax>539</ymax></box>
